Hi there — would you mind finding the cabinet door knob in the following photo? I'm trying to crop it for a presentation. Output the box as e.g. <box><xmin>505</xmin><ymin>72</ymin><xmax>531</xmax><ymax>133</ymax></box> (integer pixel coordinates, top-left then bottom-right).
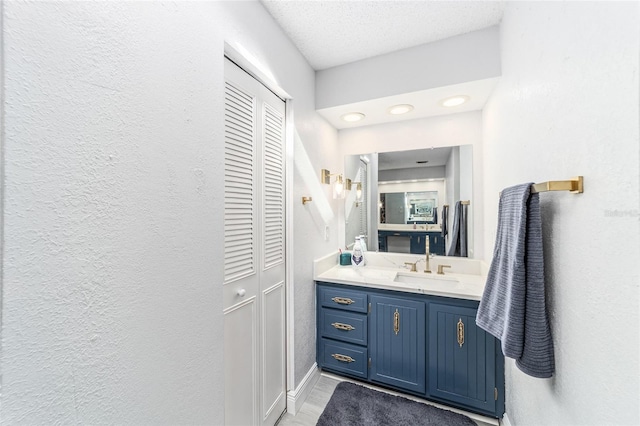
<box><xmin>237</xmin><ymin>289</ymin><xmax>246</xmax><ymax>297</ymax></box>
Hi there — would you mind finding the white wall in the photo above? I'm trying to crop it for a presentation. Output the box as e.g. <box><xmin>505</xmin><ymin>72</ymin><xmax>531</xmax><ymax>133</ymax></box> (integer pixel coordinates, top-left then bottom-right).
<box><xmin>483</xmin><ymin>2</ymin><xmax>639</xmax><ymax>425</ymax></box>
<box><xmin>316</xmin><ymin>26</ymin><xmax>501</xmax><ymax>109</ymax></box>
<box><xmin>339</xmin><ymin>111</ymin><xmax>484</xmax><ymax>259</ymax></box>
<box><xmin>1</xmin><ymin>1</ymin><xmax>337</xmax><ymax>423</ymax></box>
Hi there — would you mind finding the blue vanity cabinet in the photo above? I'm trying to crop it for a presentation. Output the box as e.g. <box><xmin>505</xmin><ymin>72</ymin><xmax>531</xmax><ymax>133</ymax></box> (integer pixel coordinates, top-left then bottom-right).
<box><xmin>316</xmin><ymin>283</ymin><xmax>369</xmax><ymax>380</ymax></box>
<box><xmin>378</xmin><ymin>230</ymin><xmax>445</xmax><ymax>255</ymax></box>
<box><xmin>369</xmin><ymin>294</ymin><xmax>426</xmax><ymax>394</ymax></box>
<box><xmin>315</xmin><ymin>281</ymin><xmax>505</xmax><ymax>418</ymax></box>
<box><xmin>409</xmin><ymin>233</ymin><xmax>428</xmax><ymax>255</ymax></box>
<box><xmin>428</xmin><ymin>232</ymin><xmax>446</xmax><ymax>255</ymax></box>
<box><xmin>428</xmin><ymin>299</ymin><xmax>505</xmax><ymax>417</ymax></box>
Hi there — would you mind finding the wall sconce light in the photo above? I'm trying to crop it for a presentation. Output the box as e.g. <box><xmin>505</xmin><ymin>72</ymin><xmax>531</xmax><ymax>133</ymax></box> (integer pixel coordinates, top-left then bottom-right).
<box><xmin>354</xmin><ymin>182</ymin><xmax>363</xmax><ymax>207</ymax></box>
<box><xmin>321</xmin><ymin>169</ymin><xmax>349</xmax><ymax>199</ymax></box>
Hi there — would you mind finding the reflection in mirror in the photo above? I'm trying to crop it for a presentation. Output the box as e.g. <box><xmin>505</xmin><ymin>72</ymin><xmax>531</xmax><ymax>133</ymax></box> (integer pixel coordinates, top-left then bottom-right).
<box><xmin>344</xmin><ymin>155</ymin><xmax>369</xmax><ymax>249</ymax></box>
<box><xmin>345</xmin><ymin>145</ymin><xmax>473</xmax><ymax>257</ymax></box>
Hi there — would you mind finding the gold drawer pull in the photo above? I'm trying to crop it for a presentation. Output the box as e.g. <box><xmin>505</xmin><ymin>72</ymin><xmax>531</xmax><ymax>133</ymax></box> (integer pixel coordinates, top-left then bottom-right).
<box><xmin>457</xmin><ymin>318</ymin><xmax>465</xmax><ymax>348</ymax></box>
<box><xmin>332</xmin><ymin>296</ymin><xmax>354</xmax><ymax>305</ymax></box>
<box><xmin>331</xmin><ymin>322</ymin><xmax>355</xmax><ymax>331</ymax></box>
<box><xmin>394</xmin><ymin>309</ymin><xmax>400</xmax><ymax>335</ymax></box>
<box><xmin>331</xmin><ymin>353</ymin><xmax>355</xmax><ymax>363</ymax></box>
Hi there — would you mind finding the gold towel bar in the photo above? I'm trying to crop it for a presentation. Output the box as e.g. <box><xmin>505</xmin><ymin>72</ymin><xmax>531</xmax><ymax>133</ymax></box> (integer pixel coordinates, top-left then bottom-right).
<box><xmin>443</xmin><ymin>200</ymin><xmax>470</xmax><ymax>208</ymax></box>
<box><xmin>531</xmin><ymin>176</ymin><xmax>583</xmax><ymax>194</ymax></box>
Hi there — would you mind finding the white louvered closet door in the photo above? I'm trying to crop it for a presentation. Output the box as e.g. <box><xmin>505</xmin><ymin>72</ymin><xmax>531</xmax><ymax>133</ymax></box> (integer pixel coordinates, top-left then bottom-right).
<box><xmin>223</xmin><ymin>58</ymin><xmax>286</xmax><ymax>426</ymax></box>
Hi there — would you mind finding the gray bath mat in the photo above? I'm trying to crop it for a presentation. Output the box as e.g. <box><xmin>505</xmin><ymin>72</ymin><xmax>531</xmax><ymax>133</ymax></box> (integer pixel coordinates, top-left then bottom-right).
<box><xmin>316</xmin><ymin>382</ymin><xmax>476</xmax><ymax>426</ymax></box>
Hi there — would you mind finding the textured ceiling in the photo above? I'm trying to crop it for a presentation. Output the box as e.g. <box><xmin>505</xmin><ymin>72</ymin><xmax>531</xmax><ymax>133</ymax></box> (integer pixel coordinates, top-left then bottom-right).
<box><xmin>261</xmin><ymin>0</ymin><xmax>505</xmax><ymax>70</ymax></box>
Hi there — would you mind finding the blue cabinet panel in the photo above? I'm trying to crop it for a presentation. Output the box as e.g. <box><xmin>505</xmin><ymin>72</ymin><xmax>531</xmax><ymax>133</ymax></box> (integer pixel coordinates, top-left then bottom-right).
<box><xmin>378</xmin><ymin>231</ymin><xmax>445</xmax><ymax>255</ymax></box>
<box><xmin>428</xmin><ymin>302</ymin><xmax>499</xmax><ymax>415</ymax></box>
<box><xmin>428</xmin><ymin>233</ymin><xmax>446</xmax><ymax>256</ymax></box>
<box><xmin>319</xmin><ymin>338</ymin><xmax>368</xmax><ymax>379</ymax></box>
<box><xmin>317</xmin><ymin>284</ymin><xmax>368</xmax><ymax>313</ymax></box>
<box><xmin>369</xmin><ymin>294</ymin><xmax>426</xmax><ymax>394</ymax></box>
<box><xmin>319</xmin><ymin>308</ymin><xmax>368</xmax><ymax>346</ymax></box>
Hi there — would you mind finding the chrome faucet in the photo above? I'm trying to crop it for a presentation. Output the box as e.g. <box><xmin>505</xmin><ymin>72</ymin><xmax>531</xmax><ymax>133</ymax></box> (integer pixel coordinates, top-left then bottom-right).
<box><xmin>424</xmin><ymin>238</ymin><xmax>432</xmax><ymax>274</ymax></box>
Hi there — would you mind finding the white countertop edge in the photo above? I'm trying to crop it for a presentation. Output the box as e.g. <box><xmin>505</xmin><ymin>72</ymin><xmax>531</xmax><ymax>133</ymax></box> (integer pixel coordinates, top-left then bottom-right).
<box><xmin>314</xmin><ymin>264</ymin><xmax>485</xmax><ymax>301</ymax></box>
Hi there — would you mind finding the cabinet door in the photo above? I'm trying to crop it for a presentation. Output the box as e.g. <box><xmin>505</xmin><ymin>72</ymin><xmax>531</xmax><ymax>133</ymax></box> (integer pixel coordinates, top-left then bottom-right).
<box><xmin>428</xmin><ymin>233</ymin><xmax>446</xmax><ymax>255</ymax></box>
<box><xmin>370</xmin><ymin>295</ymin><xmax>426</xmax><ymax>394</ymax></box>
<box><xmin>428</xmin><ymin>302</ymin><xmax>497</xmax><ymax>415</ymax></box>
<box><xmin>410</xmin><ymin>233</ymin><xmax>427</xmax><ymax>255</ymax></box>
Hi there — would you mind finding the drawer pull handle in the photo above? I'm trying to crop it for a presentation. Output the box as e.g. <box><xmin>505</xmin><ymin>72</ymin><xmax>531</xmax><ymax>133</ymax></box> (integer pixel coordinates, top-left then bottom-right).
<box><xmin>331</xmin><ymin>322</ymin><xmax>355</xmax><ymax>331</ymax></box>
<box><xmin>331</xmin><ymin>297</ymin><xmax>354</xmax><ymax>305</ymax></box>
<box><xmin>394</xmin><ymin>309</ymin><xmax>400</xmax><ymax>335</ymax></box>
<box><xmin>457</xmin><ymin>318</ymin><xmax>465</xmax><ymax>348</ymax></box>
<box><xmin>331</xmin><ymin>353</ymin><xmax>355</xmax><ymax>363</ymax></box>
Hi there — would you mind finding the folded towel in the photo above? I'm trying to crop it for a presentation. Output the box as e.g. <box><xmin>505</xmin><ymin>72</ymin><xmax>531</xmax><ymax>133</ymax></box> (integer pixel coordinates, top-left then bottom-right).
<box><xmin>441</xmin><ymin>205</ymin><xmax>448</xmax><ymax>237</ymax></box>
<box><xmin>476</xmin><ymin>183</ymin><xmax>555</xmax><ymax>378</ymax></box>
<box><xmin>446</xmin><ymin>201</ymin><xmax>467</xmax><ymax>257</ymax></box>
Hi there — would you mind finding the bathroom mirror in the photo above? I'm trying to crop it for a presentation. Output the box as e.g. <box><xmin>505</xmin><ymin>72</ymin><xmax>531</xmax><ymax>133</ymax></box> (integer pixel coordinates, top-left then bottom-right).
<box><xmin>344</xmin><ymin>145</ymin><xmax>473</xmax><ymax>256</ymax></box>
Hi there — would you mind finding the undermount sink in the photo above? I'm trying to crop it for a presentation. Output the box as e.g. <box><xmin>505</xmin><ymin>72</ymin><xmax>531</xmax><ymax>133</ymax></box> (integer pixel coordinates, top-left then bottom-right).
<box><xmin>394</xmin><ymin>272</ymin><xmax>458</xmax><ymax>285</ymax></box>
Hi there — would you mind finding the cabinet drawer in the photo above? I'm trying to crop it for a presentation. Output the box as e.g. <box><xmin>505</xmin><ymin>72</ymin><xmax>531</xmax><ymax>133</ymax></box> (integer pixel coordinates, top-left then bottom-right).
<box><xmin>319</xmin><ymin>308</ymin><xmax>368</xmax><ymax>345</ymax></box>
<box><xmin>319</xmin><ymin>338</ymin><xmax>368</xmax><ymax>379</ymax></box>
<box><xmin>318</xmin><ymin>285</ymin><xmax>368</xmax><ymax>313</ymax></box>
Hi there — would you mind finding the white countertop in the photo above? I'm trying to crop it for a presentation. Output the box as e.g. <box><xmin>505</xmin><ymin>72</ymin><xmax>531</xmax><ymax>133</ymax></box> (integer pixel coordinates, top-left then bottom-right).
<box><xmin>313</xmin><ymin>252</ymin><xmax>487</xmax><ymax>301</ymax></box>
<box><xmin>378</xmin><ymin>224</ymin><xmax>442</xmax><ymax>233</ymax></box>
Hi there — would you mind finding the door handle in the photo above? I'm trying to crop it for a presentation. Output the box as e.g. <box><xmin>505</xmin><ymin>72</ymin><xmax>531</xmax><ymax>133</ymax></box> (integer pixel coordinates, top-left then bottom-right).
<box><xmin>331</xmin><ymin>353</ymin><xmax>355</xmax><ymax>363</ymax></box>
<box><xmin>457</xmin><ymin>318</ymin><xmax>464</xmax><ymax>348</ymax></box>
<box><xmin>394</xmin><ymin>309</ymin><xmax>400</xmax><ymax>335</ymax></box>
<box><xmin>331</xmin><ymin>322</ymin><xmax>355</xmax><ymax>331</ymax></box>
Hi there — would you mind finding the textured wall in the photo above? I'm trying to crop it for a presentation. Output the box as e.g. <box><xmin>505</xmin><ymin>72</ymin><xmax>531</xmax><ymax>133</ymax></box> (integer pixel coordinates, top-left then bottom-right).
<box><xmin>2</xmin><ymin>3</ymin><xmax>225</xmax><ymax>423</ymax></box>
<box><xmin>482</xmin><ymin>2</ymin><xmax>640</xmax><ymax>425</ymax></box>
<box><xmin>1</xmin><ymin>1</ymin><xmax>337</xmax><ymax>422</ymax></box>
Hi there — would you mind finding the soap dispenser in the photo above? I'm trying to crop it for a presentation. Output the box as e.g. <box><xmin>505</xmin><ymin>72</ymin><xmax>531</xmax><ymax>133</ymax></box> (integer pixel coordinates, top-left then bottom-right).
<box><xmin>351</xmin><ymin>237</ymin><xmax>365</xmax><ymax>267</ymax></box>
<box><xmin>358</xmin><ymin>235</ymin><xmax>367</xmax><ymax>252</ymax></box>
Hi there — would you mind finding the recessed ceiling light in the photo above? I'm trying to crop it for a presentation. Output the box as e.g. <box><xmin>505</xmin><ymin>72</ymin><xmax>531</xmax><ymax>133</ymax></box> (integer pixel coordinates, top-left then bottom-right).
<box><xmin>387</xmin><ymin>104</ymin><xmax>414</xmax><ymax>115</ymax></box>
<box><xmin>341</xmin><ymin>112</ymin><xmax>365</xmax><ymax>122</ymax></box>
<box><xmin>440</xmin><ymin>95</ymin><xmax>470</xmax><ymax>107</ymax></box>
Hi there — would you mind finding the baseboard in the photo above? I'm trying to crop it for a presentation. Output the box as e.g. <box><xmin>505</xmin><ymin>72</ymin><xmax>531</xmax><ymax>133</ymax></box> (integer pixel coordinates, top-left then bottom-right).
<box><xmin>286</xmin><ymin>363</ymin><xmax>321</xmax><ymax>415</ymax></box>
<box><xmin>501</xmin><ymin>412</ymin><xmax>513</xmax><ymax>426</ymax></box>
